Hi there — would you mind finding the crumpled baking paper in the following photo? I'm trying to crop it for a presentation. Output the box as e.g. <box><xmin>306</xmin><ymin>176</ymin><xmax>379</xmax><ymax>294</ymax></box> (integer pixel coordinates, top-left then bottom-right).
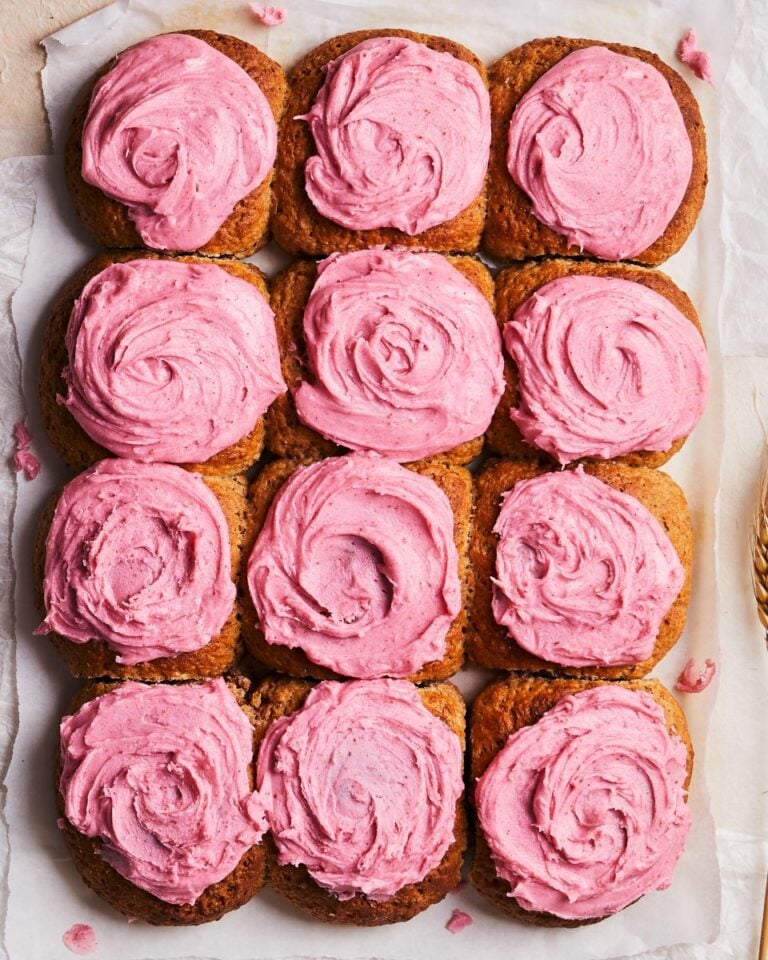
<box><xmin>0</xmin><ymin>0</ymin><xmax>766</xmax><ymax>957</ymax></box>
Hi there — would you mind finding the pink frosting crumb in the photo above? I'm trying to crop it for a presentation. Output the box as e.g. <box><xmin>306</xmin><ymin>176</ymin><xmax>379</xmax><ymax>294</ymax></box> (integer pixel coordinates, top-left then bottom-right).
<box><xmin>250</xmin><ymin>3</ymin><xmax>286</xmax><ymax>25</ymax></box>
<box><xmin>446</xmin><ymin>909</ymin><xmax>473</xmax><ymax>933</ymax></box>
<box><xmin>676</xmin><ymin>29</ymin><xmax>714</xmax><ymax>85</ymax></box>
<box><xmin>450</xmin><ymin>879</ymin><xmax>468</xmax><ymax>895</ymax></box>
<box><xmin>12</xmin><ymin>422</ymin><xmax>40</xmax><ymax>480</ymax></box>
<box><xmin>62</xmin><ymin>924</ymin><xmax>97</xmax><ymax>955</ymax></box>
<box><xmin>675</xmin><ymin>657</ymin><xmax>717</xmax><ymax>693</ymax></box>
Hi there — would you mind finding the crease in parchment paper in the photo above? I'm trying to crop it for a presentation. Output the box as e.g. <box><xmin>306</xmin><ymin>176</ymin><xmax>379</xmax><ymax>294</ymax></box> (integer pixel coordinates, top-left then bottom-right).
<box><xmin>0</xmin><ymin>154</ymin><xmax>44</xmax><ymax>960</ymax></box>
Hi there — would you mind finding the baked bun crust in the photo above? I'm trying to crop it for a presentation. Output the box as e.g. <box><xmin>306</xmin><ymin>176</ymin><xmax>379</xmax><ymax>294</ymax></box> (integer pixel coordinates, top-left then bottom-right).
<box><xmin>65</xmin><ymin>30</ymin><xmax>286</xmax><ymax>258</ymax></box>
<box><xmin>270</xmin><ymin>29</ymin><xmax>488</xmax><ymax>255</ymax></box>
<box><xmin>482</xmin><ymin>38</ymin><xmax>706</xmax><ymax>265</ymax></box>
<box><xmin>469</xmin><ymin>459</ymin><xmax>692</xmax><ymax>678</ymax></box>
<box><xmin>251</xmin><ymin>675</ymin><xmax>467</xmax><ymax>924</ymax></box>
<box><xmin>469</xmin><ymin>674</ymin><xmax>693</xmax><ymax>926</ymax></box>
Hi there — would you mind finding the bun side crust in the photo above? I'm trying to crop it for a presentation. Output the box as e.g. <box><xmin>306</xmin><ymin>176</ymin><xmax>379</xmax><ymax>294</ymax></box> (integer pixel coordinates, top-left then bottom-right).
<box><xmin>482</xmin><ymin>37</ymin><xmax>706</xmax><ymax>265</ymax></box>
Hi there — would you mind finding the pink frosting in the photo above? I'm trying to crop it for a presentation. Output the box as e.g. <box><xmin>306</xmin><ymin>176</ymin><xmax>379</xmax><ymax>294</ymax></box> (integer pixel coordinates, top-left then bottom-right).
<box><xmin>677</xmin><ymin>29</ymin><xmax>714</xmax><ymax>85</ymax></box>
<box><xmin>250</xmin><ymin>4</ymin><xmax>286</xmax><ymax>25</ymax></box>
<box><xmin>247</xmin><ymin>453</ymin><xmax>460</xmax><ymax>678</ymax></box>
<box><xmin>300</xmin><ymin>37</ymin><xmax>490</xmax><ymax>234</ymax></box>
<box><xmin>507</xmin><ymin>46</ymin><xmax>693</xmax><ymax>260</ymax></box>
<box><xmin>446</xmin><ymin>909</ymin><xmax>473</xmax><ymax>933</ymax></box>
<box><xmin>81</xmin><ymin>33</ymin><xmax>277</xmax><ymax>251</ymax></box>
<box><xmin>257</xmin><ymin>679</ymin><xmax>463</xmax><ymax>900</ymax></box>
<box><xmin>36</xmin><ymin>460</ymin><xmax>235</xmax><ymax>665</ymax></box>
<box><xmin>294</xmin><ymin>250</ymin><xmax>504</xmax><ymax>461</ymax></box>
<box><xmin>61</xmin><ymin>259</ymin><xmax>285</xmax><ymax>464</ymax></box>
<box><xmin>59</xmin><ymin>679</ymin><xmax>266</xmax><ymax>906</ymax></box>
<box><xmin>491</xmin><ymin>468</ymin><xmax>684</xmax><ymax>667</ymax></box>
<box><xmin>62</xmin><ymin>924</ymin><xmax>97</xmax><ymax>956</ymax></box>
<box><xmin>505</xmin><ymin>275</ymin><xmax>708</xmax><ymax>464</ymax></box>
<box><xmin>12</xmin><ymin>421</ymin><xmax>40</xmax><ymax>480</ymax></box>
<box><xmin>675</xmin><ymin>657</ymin><xmax>716</xmax><ymax>693</ymax></box>
<box><xmin>475</xmin><ymin>685</ymin><xmax>691</xmax><ymax>920</ymax></box>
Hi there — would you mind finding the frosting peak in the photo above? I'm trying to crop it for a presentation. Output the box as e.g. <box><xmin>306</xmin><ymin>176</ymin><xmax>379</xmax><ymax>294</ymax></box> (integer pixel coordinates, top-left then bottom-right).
<box><xmin>507</xmin><ymin>45</ymin><xmax>693</xmax><ymax>260</ymax></box>
<box><xmin>247</xmin><ymin>453</ymin><xmax>461</xmax><ymax>677</ymax></box>
<box><xmin>81</xmin><ymin>33</ymin><xmax>277</xmax><ymax>250</ymax></box>
<box><xmin>505</xmin><ymin>274</ymin><xmax>708</xmax><ymax>464</ymax></box>
<box><xmin>491</xmin><ymin>468</ymin><xmax>684</xmax><ymax>667</ymax></box>
<box><xmin>62</xmin><ymin>259</ymin><xmax>285</xmax><ymax>464</ymax></box>
<box><xmin>294</xmin><ymin>249</ymin><xmax>504</xmax><ymax>461</ymax></box>
<box><xmin>301</xmin><ymin>36</ymin><xmax>490</xmax><ymax>234</ymax></box>
<box><xmin>475</xmin><ymin>685</ymin><xmax>691</xmax><ymax>920</ymax></box>
<box><xmin>59</xmin><ymin>679</ymin><xmax>266</xmax><ymax>905</ymax></box>
<box><xmin>36</xmin><ymin>459</ymin><xmax>235</xmax><ymax>664</ymax></box>
<box><xmin>257</xmin><ymin>679</ymin><xmax>463</xmax><ymax>899</ymax></box>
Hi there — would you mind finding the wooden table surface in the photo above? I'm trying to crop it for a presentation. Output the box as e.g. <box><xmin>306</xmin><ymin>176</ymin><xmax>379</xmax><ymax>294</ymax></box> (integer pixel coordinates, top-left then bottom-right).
<box><xmin>0</xmin><ymin>0</ymin><xmax>110</xmax><ymax>160</ymax></box>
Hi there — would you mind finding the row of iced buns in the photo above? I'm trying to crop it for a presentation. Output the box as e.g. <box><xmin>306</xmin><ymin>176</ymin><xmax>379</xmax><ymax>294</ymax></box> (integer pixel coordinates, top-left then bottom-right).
<box><xmin>41</xmin><ymin>22</ymin><xmax>710</xmax><ymax>934</ymax></box>
<box><xmin>37</xmin><ymin>454</ymin><xmax>690</xmax><ymax>682</ymax></box>
<box><xmin>40</xmin><ymin>251</ymin><xmax>708</xmax><ymax>476</ymax></box>
<box><xmin>57</xmin><ymin>673</ymin><xmax>692</xmax><ymax>927</ymax></box>
<box><xmin>65</xmin><ymin>30</ymin><xmax>706</xmax><ymax>266</ymax></box>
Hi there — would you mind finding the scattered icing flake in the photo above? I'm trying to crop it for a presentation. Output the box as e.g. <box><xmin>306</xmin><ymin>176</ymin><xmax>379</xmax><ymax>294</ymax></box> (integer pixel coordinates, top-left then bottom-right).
<box><xmin>450</xmin><ymin>879</ymin><xmax>468</xmax><ymax>894</ymax></box>
<box><xmin>12</xmin><ymin>422</ymin><xmax>40</xmax><ymax>480</ymax></box>
<box><xmin>446</xmin><ymin>908</ymin><xmax>473</xmax><ymax>933</ymax></box>
<box><xmin>250</xmin><ymin>3</ymin><xmax>286</xmax><ymax>25</ymax></box>
<box><xmin>14</xmin><ymin>449</ymin><xmax>41</xmax><ymax>480</ymax></box>
<box><xmin>62</xmin><ymin>924</ymin><xmax>97</xmax><ymax>955</ymax></box>
<box><xmin>13</xmin><ymin>422</ymin><xmax>32</xmax><ymax>448</ymax></box>
<box><xmin>675</xmin><ymin>657</ymin><xmax>717</xmax><ymax>693</ymax></box>
<box><xmin>57</xmin><ymin>817</ymin><xmax>66</xmax><ymax>830</ymax></box>
<box><xmin>676</xmin><ymin>28</ymin><xmax>714</xmax><ymax>85</ymax></box>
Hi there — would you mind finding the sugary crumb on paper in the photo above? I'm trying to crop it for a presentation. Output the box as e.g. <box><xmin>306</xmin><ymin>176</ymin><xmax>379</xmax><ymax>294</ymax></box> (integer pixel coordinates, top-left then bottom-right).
<box><xmin>675</xmin><ymin>657</ymin><xmax>717</xmax><ymax>693</ymax></box>
<box><xmin>12</xmin><ymin>421</ymin><xmax>40</xmax><ymax>480</ymax></box>
<box><xmin>676</xmin><ymin>28</ymin><xmax>714</xmax><ymax>85</ymax></box>
<box><xmin>62</xmin><ymin>924</ymin><xmax>97</xmax><ymax>955</ymax></box>
<box><xmin>446</xmin><ymin>908</ymin><xmax>473</xmax><ymax>933</ymax></box>
<box><xmin>250</xmin><ymin>3</ymin><xmax>286</xmax><ymax>25</ymax></box>
<box><xmin>450</xmin><ymin>879</ymin><xmax>468</xmax><ymax>894</ymax></box>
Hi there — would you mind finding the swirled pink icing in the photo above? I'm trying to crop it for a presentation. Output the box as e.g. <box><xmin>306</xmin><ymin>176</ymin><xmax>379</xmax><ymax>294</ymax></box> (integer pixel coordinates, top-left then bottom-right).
<box><xmin>300</xmin><ymin>37</ymin><xmax>490</xmax><ymax>234</ymax></box>
<box><xmin>36</xmin><ymin>459</ymin><xmax>235</xmax><ymax>665</ymax></box>
<box><xmin>257</xmin><ymin>679</ymin><xmax>463</xmax><ymax>899</ymax></box>
<box><xmin>247</xmin><ymin>453</ymin><xmax>460</xmax><ymax>677</ymax></box>
<box><xmin>475</xmin><ymin>685</ymin><xmax>691</xmax><ymax>920</ymax></box>
<box><xmin>59</xmin><ymin>679</ymin><xmax>266</xmax><ymax>905</ymax></box>
<box><xmin>81</xmin><ymin>33</ymin><xmax>277</xmax><ymax>251</ymax></box>
<box><xmin>507</xmin><ymin>46</ymin><xmax>693</xmax><ymax>260</ymax></box>
<box><xmin>505</xmin><ymin>275</ymin><xmax>708</xmax><ymax>464</ymax></box>
<box><xmin>491</xmin><ymin>468</ymin><xmax>684</xmax><ymax>667</ymax></box>
<box><xmin>61</xmin><ymin>259</ymin><xmax>285</xmax><ymax>464</ymax></box>
<box><xmin>294</xmin><ymin>250</ymin><xmax>504</xmax><ymax>461</ymax></box>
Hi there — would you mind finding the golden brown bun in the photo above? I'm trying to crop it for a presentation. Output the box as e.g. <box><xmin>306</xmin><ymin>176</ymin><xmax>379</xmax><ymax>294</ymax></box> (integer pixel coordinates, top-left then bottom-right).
<box><xmin>34</xmin><ymin>472</ymin><xmax>247</xmax><ymax>681</ymax></box>
<box><xmin>482</xmin><ymin>37</ymin><xmax>706</xmax><ymax>265</ymax></box>
<box><xmin>265</xmin><ymin>254</ymin><xmax>494</xmax><ymax>466</ymax></box>
<box><xmin>39</xmin><ymin>252</ymin><xmax>270</xmax><ymax>477</ymax></box>
<box><xmin>488</xmin><ymin>258</ymin><xmax>706</xmax><ymax>468</ymax></box>
<box><xmin>250</xmin><ymin>675</ymin><xmax>466</xmax><ymax>924</ymax></box>
<box><xmin>270</xmin><ymin>29</ymin><xmax>487</xmax><ymax>255</ymax></box>
<box><xmin>469</xmin><ymin>674</ymin><xmax>693</xmax><ymax>926</ymax></box>
<box><xmin>65</xmin><ymin>30</ymin><xmax>286</xmax><ymax>257</ymax></box>
<box><xmin>55</xmin><ymin>674</ymin><xmax>265</xmax><ymax>925</ymax></box>
<box><xmin>469</xmin><ymin>459</ymin><xmax>693</xmax><ymax>678</ymax></box>
<box><xmin>241</xmin><ymin>458</ymin><xmax>472</xmax><ymax>681</ymax></box>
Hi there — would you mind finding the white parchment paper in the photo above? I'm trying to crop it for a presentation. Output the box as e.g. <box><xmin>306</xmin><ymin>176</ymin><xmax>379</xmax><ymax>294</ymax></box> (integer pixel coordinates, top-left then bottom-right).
<box><xmin>0</xmin><ymin>0</ymin><xmax>757</xmax><ymax>956</ymax></box>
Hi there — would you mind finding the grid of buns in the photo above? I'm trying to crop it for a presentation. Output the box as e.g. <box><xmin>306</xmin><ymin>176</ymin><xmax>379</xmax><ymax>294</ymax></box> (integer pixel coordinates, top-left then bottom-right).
<box><xmin>37</xmin><ymin>26</ymin><xmax>707</xmax><ymax>929</ymax></box>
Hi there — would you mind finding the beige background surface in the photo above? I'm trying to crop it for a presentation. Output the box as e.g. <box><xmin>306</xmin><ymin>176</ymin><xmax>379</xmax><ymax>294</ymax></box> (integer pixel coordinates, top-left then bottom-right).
<box><xmin>0</xmin><ymin>0</ymin><xmax>110</xmax><ymax>159</ymax></box>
